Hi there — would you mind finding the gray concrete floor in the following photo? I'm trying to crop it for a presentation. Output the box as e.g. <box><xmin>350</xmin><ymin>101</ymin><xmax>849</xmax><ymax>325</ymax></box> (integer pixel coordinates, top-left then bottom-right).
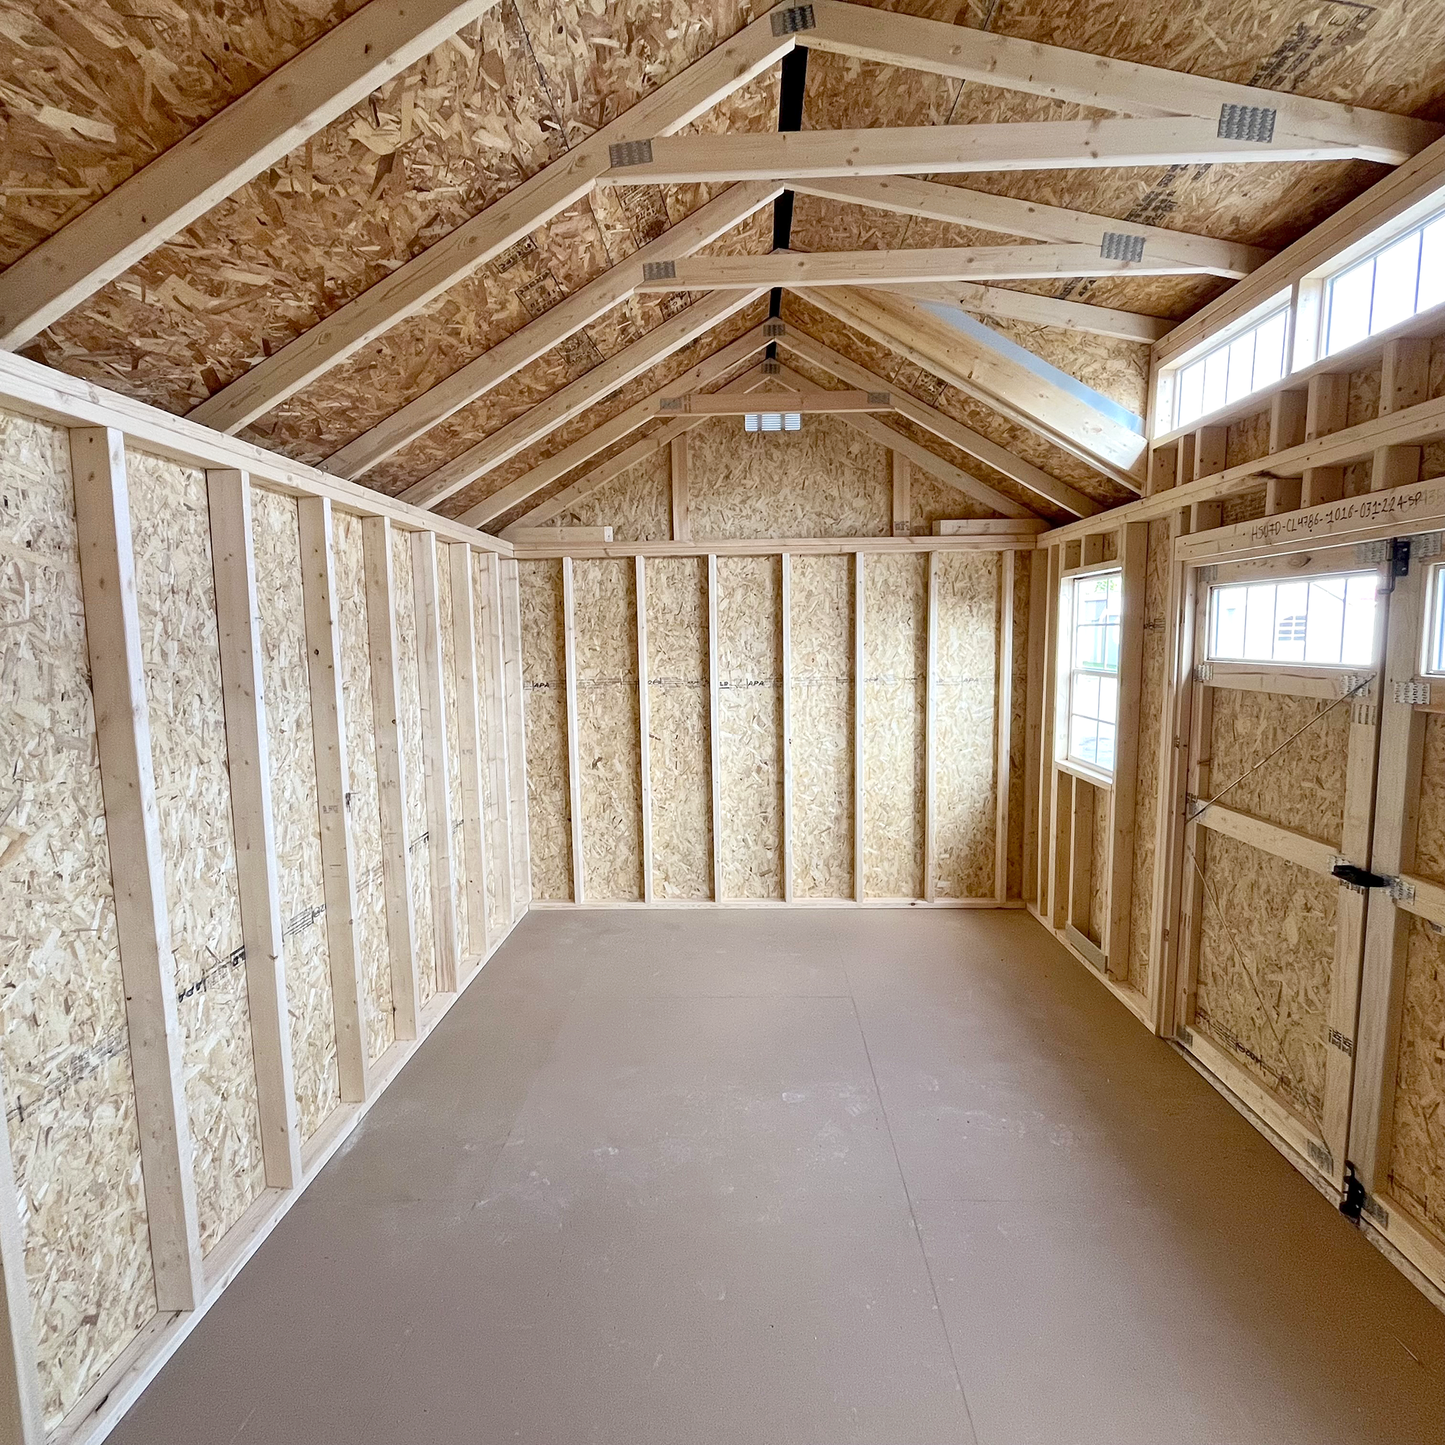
<box><xmin>112</xmin><ymin>909</ymin><xmax>1445</xmax><ymax>1445</ymax></box>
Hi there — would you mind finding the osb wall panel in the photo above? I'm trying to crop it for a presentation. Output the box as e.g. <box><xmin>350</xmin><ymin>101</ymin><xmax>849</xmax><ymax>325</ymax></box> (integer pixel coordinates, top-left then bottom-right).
<box><xmin>789</xmin><ymin>555</ymin><xmax>854</xmax><ymax>899</ymax></box>
<box><xmin>436</xmin><ymin>553</ymin><xmax>471</xmax><ymax>959</ymax></box>
<box><xmin>390</xmin><ymin>531</ymin><xmax>438</xmax><ymax>1001</ymax></box>
<box><xmin>128</xmin><ymin>449</ymin><xmax>264</xmax><ymax>1250</ymax></box>
<box><xmin>687</xmin><ymin>416</ymin><xmax>892</xmax><ymax>539</ymax></box>
<box><xmin>717</xmin><ymin>555</ymin><xmax>783</xmax><ymax>899</ymax></box>
<box><xmin>1128</xmin><ymin>518</ymin><xmax>1172</xmax><ymax>994</ymax></box>
<box><xmin>473</xmin><ymin>553</ymin><xmax>512</xmax><ymax>939</ymax></box>
<box><xmin>333</xmin><ymin>511</ymin><xmax>394</xmax><ymax>1061</ymax></box>
<box><xmin>518</xmin><ymin>560</ymin><xmax>572</xmax><ymax>901</ymax></box>
<box><xmin>251</xmin><ymin>488</ymin><xmax>339</xmax><ymax>1142</ymax></box>
<box><xmin>1196</xmin><ymin>831</ymin><xmax>1336</xmax><ymax>1130</ymax></box>
<box><xmin>645</xmin><ymin>556</ymin><xmax>713</xmax><ymax>899</ymax></box>
<box><xmin>573</xmin><ymin>559</ymin><xmax>644</xmax><ymax>901</ymax></box>
<box><xmin>1208</xmin><ymin>690</ymin><xmax>1350</xmax><ymax>846</ymax></box>
<box><xmin>863</xmin><ymin>553</ymin><xmax>926</xmax><ymax>898</ymax></box>
<box><xmin>1390</xmin><ymin>917</ymin><xmax>1445</xmax><ymax>1241</ymax></box>
<box><xmin>0</xmin><ymin>410</ymin><xmax>156</xmax><ymax>1427</ymax></box>
<box><xmin>1414</xmin><ymin>715</ymin><xmax>1445</xmax><ymax>886</ymax></box>
<box><xmin>931</xmin><ymin>552</ymin><xmax>997</xmax><ymax>899</ymax></box>
<box><xmin>560</xmin><ymin>441</ymin><xmax>672</xmax><ymax>542</ymax></box>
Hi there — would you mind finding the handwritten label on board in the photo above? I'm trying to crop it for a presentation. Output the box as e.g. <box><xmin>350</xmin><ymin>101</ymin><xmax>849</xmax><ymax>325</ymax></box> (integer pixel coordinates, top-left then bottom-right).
<box><xmin>1242</xmin><ymin>481</ymin><xmax>1445</xmax><ymax>548</ymax></box>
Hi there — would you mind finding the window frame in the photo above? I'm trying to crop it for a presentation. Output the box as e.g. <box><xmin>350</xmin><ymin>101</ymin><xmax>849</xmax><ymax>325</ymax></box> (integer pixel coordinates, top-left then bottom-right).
<box><xmin>1203</xmin><ymin>565</ymin><xmax>1382</xmax><ymax>671</ymax></box>
<box><xmin>1163</xmin><ymin>303</ymin><xmax>1291</xmax><ymax>434</ymax></box>
<box><xmin>1056</xmin><ymin>562</ymin><xmax>1123</xmax><ymax>786</ymax></box>
<box><xmin>1422</xmin><ymin>560</ymin><xmax>1445</xmax><ymax>678</ymax></box>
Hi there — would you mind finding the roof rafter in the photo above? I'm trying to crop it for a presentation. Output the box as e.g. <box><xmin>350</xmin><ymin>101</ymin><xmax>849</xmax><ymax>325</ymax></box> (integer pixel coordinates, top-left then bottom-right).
<box><xmin>797</xmin><ymin>0</ymin><xmax>1441</xmax><ymax>163</ymax></box>
<box><xmin>873</xmin><ymin>282</ymin><xmax>1168</xmax><ymax>344</ymax></box>
<box><xmin>401</xmin><ymin>288</ymin><xmax>767</xmax><ymax>511</ymax></box>
<box><xmin>600</xmin><ymin>120</ymin><xmax>1362</xmax><ymax>187</ymax></box>
<box><xmin>323</xmin><ymin>180</ymin><xmax>780</xmax><ymax>479</ymax></box>
<box><xmin>459</xmin><ymin>324</ymin><xmax>771</xmax><ymax>528</ymax></box>
<box><xmin>637</xmin><ymin>246</ymin><xmax>1215</xmax><ymax>291</ymax></box>
<box><xmin>186</xmin><ymin>11</ymin><xmax>795</xmax><ymax>435</ymax></box>
<box><xmin>793</xmin><ymin>287</ymin><xmax>1145</xmax><ymax>489</ymax></box>
<box><xmin>777</xmin><ymin>327</ymin><xmax>1100</xmax><ymax>518</ymax></box>
<box><xmin>0</xmin><ymin>0</ymin><xmax>504</xmax><ymax>350</ymax></box>
<box><xmin>785</xmin><ymin>174</ymin><xmax>1269</xmax><ymax>278</ymax></box>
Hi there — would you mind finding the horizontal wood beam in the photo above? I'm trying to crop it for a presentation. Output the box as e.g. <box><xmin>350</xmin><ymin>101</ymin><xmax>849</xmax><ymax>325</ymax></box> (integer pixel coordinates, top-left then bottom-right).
<box><xmin>877</xmin><ymin>280</ymin><xmax>1168</xmax><ymax>343</ymax></box>
<box><xmin>186</xmin><ymin>14</ymin><xmax>793</xmax><ymax>433</ymax></box>
<box><xmin>322</xmin><ymin>180</ymin><xmax>780</xmax><ymax>478</ymax></box>
<box><xmin>456</xmin><ymin>324</ymin><xmax>769</xmax><ymax>527</ymax></box>
<box><xmin>799</xmin><ymin>0</ymin><xmax>1440</xmax><ymax>164</ymax></box>
<box><xmin>636</xmin><ymin>245</ymin><xmax>1212</xmax><ymax>291</ymax></box>
<box><xmin>657</xmin><ymin>387</ymin><xmax>889</xmax><ymax>415</ymax></box>
<box><xmin>1194</xmin><ymin>801</ymin><xmax>1338</xmax><ymax>877</ymax></box>
<box><xmin>500</xmin><ymin>360</ymin><xmax>776</xmax><ymax>533</ymax></box>
<box><xmin>511</xmin><ymin>534</ymin><xmax>1044</xmax><ymax>558</ymax></box>
<box><xmin>778</xmin><ymin>326</ymin><xmax>1101</xmax><ymax>517</ymax></box>
<box><xmin>0</xmin><ymin>0</ymin><xmax>502</xmax><ymax>349</ymax></box>
<box><xmin>785</xmin><ymin>174</ymin><xmax>1270</xmax><ymax>279</ymax></box>
<box><xmin>796</xmin><ymin>287</ymin><xmax>1146</xmax><ymax>487</ymax></box>
<box><xmin>402</xmin><ymin>288</ymin><xmax>766</xmax><ymax>511</ymax></box>
<box><xmin>600</xmin><ymin>120</ymin><xmax>1359</xmax><ymax>187</ymax></box>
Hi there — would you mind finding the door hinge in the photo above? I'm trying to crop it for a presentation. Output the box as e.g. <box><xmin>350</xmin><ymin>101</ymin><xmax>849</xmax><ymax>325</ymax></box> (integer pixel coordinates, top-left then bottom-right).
<box><xmin>1330</xmin><ymin>859</ymin><xmax>1389</xmax><ymax>892</ymax></box>
<box><xmin>1340</xmin><ymin>1163</ymin><xmax>1366</xmax><ymax>1221</ymax></box>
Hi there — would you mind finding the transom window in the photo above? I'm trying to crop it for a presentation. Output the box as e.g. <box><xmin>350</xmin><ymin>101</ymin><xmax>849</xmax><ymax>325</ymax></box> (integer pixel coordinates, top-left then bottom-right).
<box><xmin>1324</xmin><ymin>210</ymin><xmax>1445</xmax><ymax>356</ymax></box>
<box><xmin>1063</xmin><ymin>571</ymin><xmax>1121</xmax><ymax>775</ymax></box>
<box><xmin>1207</xmin><ymin>572</ymin><xmax>1378</xmax><ymax>667</ymax></box>
<box><xmin>1170</xmin><ymin>306</ymin><xmax>1289</xmax><ymax>432</ymax></box>
<box><xmin>1424</xmin><ymin>564</ymin><xmax>1445</xmax><ymax>676</ymax></box>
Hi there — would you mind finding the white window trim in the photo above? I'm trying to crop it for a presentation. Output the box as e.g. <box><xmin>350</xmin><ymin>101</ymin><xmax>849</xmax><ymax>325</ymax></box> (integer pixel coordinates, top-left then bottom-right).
<box><xmin>1204</xmin><ymin>568</ymin><xmax>1380</xmax><ymax>671</ymax></box>
<box><xmin>1421</xmin><ymin>560</ymin><xmax>1445</xmax><ymax>677</ymax></box>
<box><xmin>1057</xmin><ymin>567</ymin><xmax>1122</xmax><ymax>780</ymax></box>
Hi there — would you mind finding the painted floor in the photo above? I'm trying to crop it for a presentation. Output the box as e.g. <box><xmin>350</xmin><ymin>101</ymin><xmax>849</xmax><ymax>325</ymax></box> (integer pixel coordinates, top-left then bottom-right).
<box><xmin>111</xmin><ymin>909</ymin><xmax>1445</xmax><ymax>1444</ymax></box>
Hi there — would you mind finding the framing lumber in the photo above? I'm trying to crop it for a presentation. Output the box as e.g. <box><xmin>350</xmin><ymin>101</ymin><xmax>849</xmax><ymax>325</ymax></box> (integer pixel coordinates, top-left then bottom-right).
<box><xmin>0</xmin><ymin>1080</ymin><xmax>42</xmax><ymax>1445</ymax></box>
<box><xmin>410</xmin><ymin>529</ymin><xmax>461</xmax><ymax>990</ymax></box>
<box><xmin>561</xmin><ymin>557</ymin><xmax>585</xmax><ymax>903</ymax></box>
<box><xmin>499</xmin><ymin>559</ymin><xmax>533</xmax><ymax>909</ymax></box>
<box><xmin>891</xmin><ymin>452</ymin><xmax>910</xmax><ymax>535</ymax></box>
<box><xmin>785</xmin><ymin>174</ymin><xmax>1269</xmax><ymax>279</ymax></box>
<box><xmin>853</xmin><ymin>553</ymin><xmax>866</xmax><ymax>902</ymax></box>
<box><xmin>877</xmin><ymin>280</ymin><xmax>1170</xmax><ymax>344</ymax></box>
<box><xmin>361</xmin><ymin>516</ymin><xmax>421</xmax><ymax>1040</ymax></box>
<box><xmin>297</xmin><ymin>497</ymin><xmax>370</xmax><ymax>1103</ymax></box>
<box><xmin>657</xmin><ymin>387</ymin><xmax>890</xmax><ymax>414</ymax></box>
<box><xmin>323</xmin><ymin>181</ymin><xmax>780</xmax><ymax>478</ymax></box>
<box><xmin>448</xmin><ymin>542</ymin><xmax>491</xmax><ymax>959</ymax></box>
<box><xmin>995</xmin><ymin>549</ymin><xmax>1015</xmax><ymax>904</ymax></box>
<box><xmin>636</xmin><ymin>246</ymin><xmax>1213</xmax><ymax>291</ymax></box>
<box><xmin>472</xmin><ymin>328</ymin><xmax>771</xmax><ymax>530</ymax></box>
<box><xmin>671</xmin><ymin>435</ymin><xmax>691</xmax><ymax>542</ymax></box>
<box><xmin>0</xmin><ymin>0</ymin><xmax>501</xmax><ymax>350</ymax></box>
<box><xmin>478</xmin><ymin>553</ymin><xmax>516</xmax><ymax>925</ymax></box>
<box><xmin>511</xmin><ymin>535</ymin><xmax>1044</xmax><ymax>559</ymax></box>
<box><xmin>707</xmin><ymin>554</ymin><xmax>724</xmax><ymax>901</ymax></box>
<box><xmin>798</xmin><ymin>287</ymin><xmax>1147</xmax><ymax>486</ymax></box>
<box><xmin>636</xmin><ymin>556</ymin><xmax>655</xmax><ymax>904</ymax></box>
<box><xmin>1023</xmin><ymin>550</ymin><xmax>1046</xmax><ymax>904</ymax></box>
<box><xmin>799</xmin><ymin>0</ymin><xmax>1439</xmax><ymax>163</ymax></box>
<box><xmin>779</xmin><ymin>328</ymin><xmax>1100</xmax><ymax>517</ymax></box>
<box><xmin>924</xmin><ymin>551</ymin><xmax>938</xmax><ymax>902</ymax></box>
<box><xmin>206</xmin><ymin>468</ymin><xmax>304</xmax><ymax>1185</ymax></box>
<box><xmin>600</xmin><ymin>121</ymin><xmax>1360</xmax><ymax>187</ymax></box>
<box><xmin>1105</xmin><ymin>522</ymin><xmax>1147</xmax><ymax>976</ymax></box>
<box><xmin>70</xmin><ymin>426</ymin><xmax>204</xmax><ymax>1311</ymax></box>
<box><xmin>406</xmin><ymin>288</ymin><xmax>767</xmax><ymax>513</ymax></box>
<box><xmin>781</xmin><ymin>552</ymin><xmax>795</xmax><ymax>904</ymax></box>
<box><xmin>187</xmin><ymin>15</ymin><xmax>793</xmax><ymax>434</ymax></box>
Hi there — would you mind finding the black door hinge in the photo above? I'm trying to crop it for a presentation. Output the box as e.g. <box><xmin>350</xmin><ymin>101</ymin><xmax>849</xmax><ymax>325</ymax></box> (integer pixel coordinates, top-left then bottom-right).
<box><xmin>1340</xmin><ymin>1162</ymin><xmax>1367</xmax><ymax>1222</ymax></box>
<box><xmin>1330</xmin><ymin>861</ymin><xmax>1389</xmax><ymax>890</ymax></box>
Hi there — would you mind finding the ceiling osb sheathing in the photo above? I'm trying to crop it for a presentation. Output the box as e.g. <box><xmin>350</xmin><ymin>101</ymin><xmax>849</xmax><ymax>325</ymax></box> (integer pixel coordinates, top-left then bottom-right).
<box><xmin>4</xmin><ymin>0</ymin><xmax>1445</xmax><ymax>525</ymax></box>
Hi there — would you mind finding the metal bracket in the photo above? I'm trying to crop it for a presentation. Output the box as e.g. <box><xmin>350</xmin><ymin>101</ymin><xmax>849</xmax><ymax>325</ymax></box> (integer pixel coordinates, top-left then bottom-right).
<box><xmin>1100</xmin><ymin>232</ymin><xmax>1146</xmax><ymax>263</ymax></box>
<box><xmin>1306</xmin><ymin>1138</ymin><xmax>1335</xmax><ymax>1176</ymax></box>
<box><xmin>1328</xmin><ymin>1028</ymin><xmax>1354</xmax><ymax>1057</ymax></box>
<box><xmin>1394</xmin><ymin>679</ymin><xmax>1432</xmax><ymax>706</ymax></box>
<box><xmin>1196</xmin><ymin>564</ymin><xmax>1218</xmax><ymax>584</ymax></box>
<box><xmin>763</xmin><ymin>319</ymin><xmax>786</xmax><ymax>337</ymax></box>
<box><xmin>1356</xmin><ymin>540</ymin><xmax>1391</xmax><ymax>566</ymax></box>
<box><xmin>866</xmin><ymin>391</ymin><xmax>891</xmax><ymax>406</ymax></box>
<box><xmin>1413</xmin><ymin>531</ymin><xmax>1443</xmax><ymax>560</ymax></box>
<box><xmin>761</xmin><ymin>357</ymin><xmax>781</xmax><ymax>376</ymax></box>
<box><xmin>1194</xmin><ymin>661</ymin><xmax>1214</xmax><ymax>683</ymax></box>
<box><xmin>1218</xmin><ymin>103</ymin><xmax>1277</xmax><ymax>142</ymax></box>
<box><xmin>641</xmin><ymin>259</ymin><xmax>676</xmax><ymax>281</ymax></box>
<box><xmin>658</xmin><ymin>397</ymin><xmax>684</xmax><ymax>412</ymax></box>
<box><xmin>1361</xmin><ymin>1193</ymin><xmax>1390</xmax><ymax>1227</ymax></box>
<box><xmin>608</xmin><ymin>138</ymin><xmax>654</xmax><ymax>167</ymax></box>
<box><xmin>771</xmin><ymin>4</ymin><xmax>816</xmax><ymax>33</ymax></box>
<box><xmin>1337</xmin><ymin>671</ymin><xmax>1374</xmax><ymax>697</ymax></box>
<box><xmin>1386</xmin><ymin>876</ymin><xmax>1416</xmax><ymax>905</ymax></box>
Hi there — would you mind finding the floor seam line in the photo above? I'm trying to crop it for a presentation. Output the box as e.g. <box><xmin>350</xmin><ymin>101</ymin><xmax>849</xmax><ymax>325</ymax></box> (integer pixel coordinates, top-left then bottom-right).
<box><xmin>847</xmin><ymin>991</ymin><xmax>983</xmax><ymax>1445</ymax></box>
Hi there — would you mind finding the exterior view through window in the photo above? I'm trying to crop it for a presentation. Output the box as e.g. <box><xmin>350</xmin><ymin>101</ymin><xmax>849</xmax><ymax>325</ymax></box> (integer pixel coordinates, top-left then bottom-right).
<box><xmin>1325</xmin><ymin>210</ymin><xmax>1445</xmax><ymax>356</ymax></box>
<box><xmin>1207</xmin><ymin>571</ymin><xmax>1378</xmax><ymax>667</ymax></box>
<box><xmin>1065</xmin><ymin>570</ymin><xmax>1121</xmax><ymax>774</ymax></box>
<box><xmin>1170</xmin><ymin>306</ymin><xmax>1289</xmax><ymax>432</ymax></box>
